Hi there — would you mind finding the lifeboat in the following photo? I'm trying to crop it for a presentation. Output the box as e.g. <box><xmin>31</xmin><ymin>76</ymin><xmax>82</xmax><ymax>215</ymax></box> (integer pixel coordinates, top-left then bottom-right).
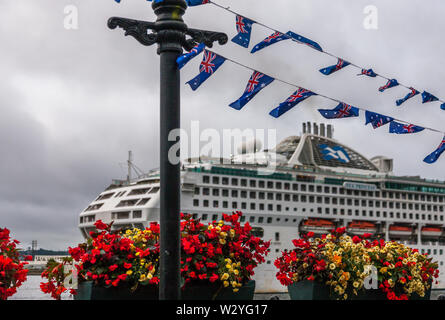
<box><xmin>389</xmin><ymin>225</ymin><xmax>413</xmax><ymax>237</ymax></box>
<box><xmin>347</xmin><ymin>221</ymin><xmax>377</xmax><ymax>236</ymax></box>
<box><xmin>300</xmin><ymin>219</ymin><xmax>335</xmax><ymax>235</ymax></box>
<box><xmin>421</xmin><ymin>226</ymin><xmax>443</xmax><ymax>238</ymax></box>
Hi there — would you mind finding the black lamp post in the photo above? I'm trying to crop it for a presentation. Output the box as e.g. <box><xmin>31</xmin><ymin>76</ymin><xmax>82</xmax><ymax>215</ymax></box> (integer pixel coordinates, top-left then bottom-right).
<box><xmin>107</xmin><ymin>0</ymin><xmax>227</xmax><ymax>300</ymax></box>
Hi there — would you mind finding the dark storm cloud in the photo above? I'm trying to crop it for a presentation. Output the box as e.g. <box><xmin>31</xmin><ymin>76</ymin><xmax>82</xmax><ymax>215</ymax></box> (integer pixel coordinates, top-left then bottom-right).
<box><xmin>1</xmin><ymin>0</ymin><xmax>445</xmax><ymax>248</ymax></box>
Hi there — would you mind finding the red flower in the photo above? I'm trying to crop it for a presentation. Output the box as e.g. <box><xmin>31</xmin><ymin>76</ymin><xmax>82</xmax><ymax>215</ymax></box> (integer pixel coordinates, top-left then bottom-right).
<box><xmin>352</xmin><ymin>236</ymin><xmax>361</xmax><ymax>244</ymax></box>
<box><xmin>94</xmin><ymin>220</ymin><xmax>109</xmax><ymax>231</ymax></box>
<box><xmin>123</xmin><ymin>262</ymin><xmax>132</xmax><ymax>269</ymax></box>
<box><xmin>109</xmin><ymin>264</ymin><xmax>118</xmax><ymax>272</ymax></box>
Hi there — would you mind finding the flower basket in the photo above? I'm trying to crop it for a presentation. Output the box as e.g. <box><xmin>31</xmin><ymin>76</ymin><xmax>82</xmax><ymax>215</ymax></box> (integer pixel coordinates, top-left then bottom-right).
<box><xmin>276</xmin><ymin>228</ymin><xmax>439</xmax><ymax>301</ymax></box>
<box><xmin>41</xmin><ymin>212</ymin><xmax>269</xmax><ymax>300</ymax></box>
<box><xmin>181</xmin><ymin>280</ymin><xmax>255</xmax><ymax>300</ymax></box>
<box><xmin>0</xmin><ymin>228</ymin><xmax>31</xmax><ymax>300</ymax></box>
<box><xmin>287</xmin><ymin>280</ymin><xmax>432</xmax><ymax>301</ymax></box>
<box><xmin>287</xmin><ymin>280</ymin><xmax>331</xmax><ymax>300</ymax></box>
<box><xmin>74</xmin><ymin>281</ymin><xmax>158</xmax><ymax>300</ymax></box>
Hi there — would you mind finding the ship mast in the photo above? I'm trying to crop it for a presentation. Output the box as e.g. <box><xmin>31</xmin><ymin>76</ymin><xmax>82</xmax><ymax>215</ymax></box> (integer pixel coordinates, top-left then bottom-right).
<box><xmin>127</xmin><ymin>151</ymin><xmax>132</xmax><ymax>183</ymax></box>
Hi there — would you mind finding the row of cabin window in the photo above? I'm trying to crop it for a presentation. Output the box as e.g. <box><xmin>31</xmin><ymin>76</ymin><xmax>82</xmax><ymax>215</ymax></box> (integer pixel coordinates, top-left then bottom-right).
<box><xmin>202</xmin><ymin>176</ymin><xmax>445</xmax><ymax>203</ymax></box>
<box><xmin>80</xmin><ymin>211</ymin><xmax>143</xmax><ymax>223</ymax></box>
<box><xmin>421</xmin><ymin>248</ymin><xmax>444</xmax><ymax>256</ymax></box>
<box><xmin>192</xmin><ymin>199</ymin><xmax>444</xmax><ymax>221</ymax></box>
<box><xmin>115</xmin><ymin>198</ymin><xmax>151</xmax><ymax>208</ymax></box>
<box><xmin>94</xmin><ymin>187</ymin><xmax>160</xmax><ymax>202</ymax></box>
<box><xmin>190</xmin><ymin>212</ymin><xmax>298</xmax><ymax>226</ymax></box>
<box><xmin>195</xmin><ymin>188</ymin><xmax>444</xmax><ymax>212</ymax></box>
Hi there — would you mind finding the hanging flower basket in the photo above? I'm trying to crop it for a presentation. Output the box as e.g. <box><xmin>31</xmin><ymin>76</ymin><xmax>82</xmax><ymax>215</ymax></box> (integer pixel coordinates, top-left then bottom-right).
<box><xmin>180</xmin><ymin>280</ymin><xmax>255</xmax><ymax>300</ymax></box>
<box><xmin>275</xmin><ymin>228</ymin><xmax>439</xmax><ymax>300</ymax></box>
<box><xmin>74</xmin><ymin>281</ymin><xmax>159</xmax><ymax>300</ymax></box>
<box><xmin>287</xmin><ymin>280</ymin><xmax>432</xmax><ymax>301</ymax></box>
<box><xmin>0</xmin><ymin>228</ymin><xmax>31</xmax><ymax>300</ymax></box>
<box><xmin>41</xmin><ymin>212</ymin><xmax>269</xmax><ymax>300</ymax></box>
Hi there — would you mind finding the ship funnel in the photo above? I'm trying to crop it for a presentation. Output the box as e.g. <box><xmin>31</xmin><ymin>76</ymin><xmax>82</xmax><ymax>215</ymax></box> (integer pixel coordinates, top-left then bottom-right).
<box><xmin>301</xmin><ymin>122</ymin><xmax>332</xmax><ymax>138</ymax></box>
<box><xmin>327</xmin><ymin>124</ymin><xmax>333</xmax><ymax>139</ymax></box>
<box><xmin>320</xmin><ymin>123</ymin><xmax>326</xmax><ymax>137</ymax></box>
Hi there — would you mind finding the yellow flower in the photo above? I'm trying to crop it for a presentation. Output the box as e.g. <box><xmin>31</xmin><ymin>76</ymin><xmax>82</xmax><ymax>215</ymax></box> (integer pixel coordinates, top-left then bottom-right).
<box><xmin>233</xmin><ymin>288</ymin><xmax>239</xmax><ymax>293</ymax></box>
<box><xmin>221</xmin><ymin>273</ymin><xmax>229</xmax><ymax>281</ymax></box>
<box><xmin>147</xmin><ymin>273</ymin><xmax>153</xmax><ymax>280</ymax></box>
<box><xmin>219</xmin><ymin>239</ymin><xmax>226</xmax><ymax>245</ymax></box>
<box><xmin>329</xmin><ymin>263</ymin><xmax>336</xmax><ymax>270</ymax></box>
<box><xmin>353</xmin><ymin>281</ymin><xmax>359</xmax><ymax>288</ymax></box>
<box><xmin>333</xmin><ymin>255</ymin><xmax>342</xmax><ymax>265</ymax></box>
<box><xmin>223</xmin><ymin>281</ymin><xmax>229</xmax><ymax>287</ymax></box>
<box><xmin>126</xmin><ymin>270</ymin><xmax>133</xmax><ymax>275</ymax></box>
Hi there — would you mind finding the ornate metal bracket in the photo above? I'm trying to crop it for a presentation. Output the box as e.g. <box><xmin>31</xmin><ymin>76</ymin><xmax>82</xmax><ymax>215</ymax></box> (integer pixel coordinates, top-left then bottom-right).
<box><xmin>108</xmin><ymin>17</ymin><xmax>158</xmax><ymax>46</ymax></box>
<box><xmin>183</xmin><ymin>28</ymin><xmax>228</xmax><ymax>51</ymax></box>
<box><xmin>108</xmin><ymin>16</ymin><xmax>228</xmax><ymax>52</ymax></box>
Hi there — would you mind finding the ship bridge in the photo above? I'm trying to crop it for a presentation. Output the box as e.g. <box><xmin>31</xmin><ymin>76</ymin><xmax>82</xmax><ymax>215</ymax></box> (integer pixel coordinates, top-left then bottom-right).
<box><xmin>270</xmin><ymin>122</ymin><xmax>390</xmax><ymax>175</ymax></box>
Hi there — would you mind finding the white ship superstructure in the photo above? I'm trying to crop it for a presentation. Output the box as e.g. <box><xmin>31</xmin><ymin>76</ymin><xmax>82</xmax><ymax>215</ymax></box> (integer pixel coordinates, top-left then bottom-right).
<box><xmin>79</xmin><ymin>123</ymin><xmax>445</xmax><ymax>292</ymax></box>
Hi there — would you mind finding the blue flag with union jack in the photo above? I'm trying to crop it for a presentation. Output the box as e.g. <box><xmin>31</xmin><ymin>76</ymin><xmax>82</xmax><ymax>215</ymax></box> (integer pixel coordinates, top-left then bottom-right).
<box><xmin>186</xmin><ymin>0</ymin><xmax>209</xmax><ymax>6</ymax></box>
<box><xmin>421</xmin><ymin>91</ymin><xmax>439</xmax><ymax>104</ymax></box>
<box><xmin>424</xmin><ymin>136</ymin><xmax>445</xmax><ymax>164</ymax></box>
<box><xmin>229</xmin><ymin>71</ymin><xmax>274</xmax><ymax>110</ymax></box>
<box><xmin>358</xmin><ymin>69</ymin><xmax>377</xmax><ymax>77</ymax></box>
<box><xmin>318</xmin><ymin>103</ymin><xmax>359</xmax><ymax>119</ymax></box>
<box><xmin>396</xmin><ymin>87</ymin><xmax>419</xmax><ymax>106</ymax></box>
<box><xmin>379</xmin><ymin>79</ymin><xmax>399</xmax><ymax>92</ymax></box>
<box><xmin>186</xmin><ymin>50</ymin><xmax>226</xmax><ymax>91</ymax></box>
<box><xmin>319</xmin><ymin>59</ymin><xmax>350</xmax><ymax>76</ymax></box>
<box><xmin>269</xmin><ymin>88</ymin><xmax>316</xmax><ymax>118</ymax></box>
<box><xmin>231</xmin><ymin>15</ymin><xmax>255</xmax><ymax>48</ymax></box>
<box><xmin>365</xmin><ymin>111</ymin><xmax>393</xmax><ymax>129</ymax></box>
<box><xmin>251</xmin><ymin>32</ymin><xmax>289</xmax><ymax>54</ymax></box>
<box><xmin>389</xmin><ymin>121</ymin><xmax>424</xmax><ymax>134</ymax></box>
<box><xmin>176</xmin><ymin>43</ymin><xmax>205</xmax><ymax>69</ymax></box>
<box><xmin>286</xmin><ymin>31</ymin><xmax>323</xmax><ymax>52</ymax></box>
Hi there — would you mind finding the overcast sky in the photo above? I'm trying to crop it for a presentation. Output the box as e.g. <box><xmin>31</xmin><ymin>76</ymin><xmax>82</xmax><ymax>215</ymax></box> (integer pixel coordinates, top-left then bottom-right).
<box><xmin>1</xmin><ymin>0</ymin><xmax>445</xmax><ymax>250</ymax></box>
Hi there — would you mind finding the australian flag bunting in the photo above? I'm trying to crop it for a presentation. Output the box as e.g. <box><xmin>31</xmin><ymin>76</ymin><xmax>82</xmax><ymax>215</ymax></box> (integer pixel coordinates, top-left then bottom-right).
<box><xmin>319</xmin><ymin>59</ymin><xmax>350</xmax><ymax>76</ymax></box>
<box><xmin>318</xmin><ymin>103</ymin><xmax>359</xmax><ymax>119</ymax></box>
<box><xmin>176</xmin><ymin>43</ymin><xmax>205</xmax><ymax>69</ymax></box>
<box><xmin>286</xmin><ymin>31</ymin><xmax>323</xmax><ymax>52</ymax></box>
<box><xmin>421</xmin><ymin>91</ymin><xmax>439</xmax><ymax>104</ymax></box>
<box><xmin>396</xmin><ymin>87</ymin><xmax>419</xmax><ymax>106</ymax></box>
<box><xmin>269</xmin><ymin>88</ymin><xmax>316</xmax><ymax>118</ymax></box>
<box><xmin>424</xmin><ymin>136</ymin><xmax>445</xmax><ymax>164</ymax></box>
<box><xmin>358</xmin><ymin>69</ymin><xmax>377</xmax><ymax>78</ymax></box>
<box><xmin>186</xmin><ymin>50</ymin><xmax>225</xmax><ymax>91</ymax></box>
<box><xmin>379</xmin><ymin>79</ymin><xmax>399</xmax><ymax>92</ymax></box>
<box><xmin>231</xmin><ymin>15</ymin><xmax>255</xmax><ymax>48</ymax></box>
<box><xmin>186</xmin><ymin>0</ymin><xmax>209</xmax><ymax>6</ymax></box>
<box><xmin>251</xmin><ymin>32</ymin><xmax>289</xmax><ymax>54</ymax></box>
<box><xmin>229</xmin><ymin>71</ymin><xmax>274</xmax><ymax>110</ymax></box>
<box><xmin>365</xmin><ymin>111</ymin><xmax>394</xmax><ymax>129</ymax></box>
<box><xmin>389</xmin><ymin>121</ymin><xmax>424</xmax><ymax>134</ymax></box>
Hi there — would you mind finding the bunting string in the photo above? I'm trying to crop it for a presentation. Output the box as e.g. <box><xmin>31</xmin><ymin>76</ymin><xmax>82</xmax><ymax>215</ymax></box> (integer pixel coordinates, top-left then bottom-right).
<box><xmin>179</xmin><ymin>45</ymin><xmax>445</xmax><ymax>163</ymax></box>
<box><xmin>114</xmin><ymin>0</ymin><xmax>445</xmax><ymax>163</ymax></box>
<box><xmin>207</xmin><ymin>0</ymin><xmax>445</xmax><ymax>109</ymax></box>
<box><xmin>203</xmin><ymin>49</ymin><xmax>444</xmax><ymax>135</ymax></box>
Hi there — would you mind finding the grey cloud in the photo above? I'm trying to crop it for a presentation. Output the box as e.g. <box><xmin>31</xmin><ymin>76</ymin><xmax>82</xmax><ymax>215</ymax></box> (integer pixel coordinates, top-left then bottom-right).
<box><xmin>1</xmin><ymin>0</ymin><xmax>445</xmax><ymax>249</ymax></box>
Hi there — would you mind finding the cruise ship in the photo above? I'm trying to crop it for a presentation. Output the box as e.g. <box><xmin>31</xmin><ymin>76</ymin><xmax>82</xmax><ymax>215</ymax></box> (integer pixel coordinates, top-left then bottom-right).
<box><xmin>78</xmin><ymin>122</ymin><xmax>445</xmax><ymax>292</ymax></box>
